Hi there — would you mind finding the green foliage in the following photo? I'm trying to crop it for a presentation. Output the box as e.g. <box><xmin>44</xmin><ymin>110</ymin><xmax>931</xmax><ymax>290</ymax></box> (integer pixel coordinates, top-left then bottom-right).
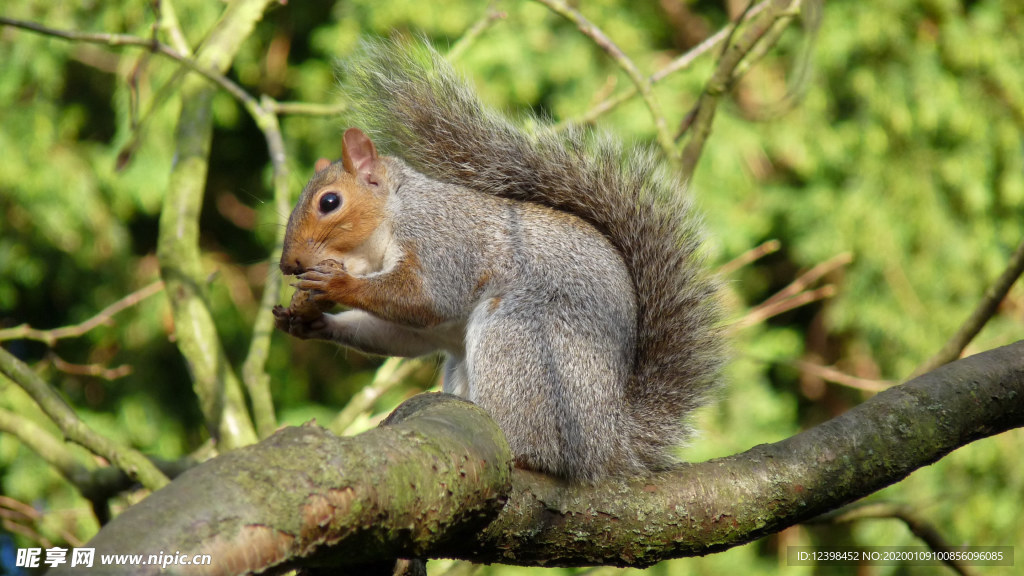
<box><xmin>0</xmin><ymin>0</ymin><xmax>1021</xmax><ymax>572</ymax></box>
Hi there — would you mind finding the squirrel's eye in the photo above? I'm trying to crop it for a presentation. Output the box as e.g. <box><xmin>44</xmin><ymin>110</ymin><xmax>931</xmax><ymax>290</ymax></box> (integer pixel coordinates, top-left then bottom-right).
<box><xmin>319</xmin><ymin>192</ymin><xmax>341</xmax><ymax>214</ymax></box>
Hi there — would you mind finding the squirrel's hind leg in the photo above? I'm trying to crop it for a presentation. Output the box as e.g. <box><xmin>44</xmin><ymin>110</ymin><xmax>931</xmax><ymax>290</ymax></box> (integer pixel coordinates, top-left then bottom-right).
<box><xmin>462</xmin><ymin>297</ymin><xmax>629</xmax><ymax>482</ymax></box>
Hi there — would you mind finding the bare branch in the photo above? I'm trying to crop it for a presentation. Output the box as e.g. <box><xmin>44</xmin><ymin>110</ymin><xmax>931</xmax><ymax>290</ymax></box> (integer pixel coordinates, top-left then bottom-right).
<box><xmin>264</xmin><ymin>99</ymin><xmax>348</xmax><ymax>116</ymax></box>
<box><xmin>0</xmin><ymin>281</ymin><xmax>164</xmax><ymax>346</ymax></box>
<box><xmin>791</xmin><ymin>359</ymin><xmax>893</xmax><ymax>393</ymax></box>
<box><xmin>155</xmin><ymin>0</ymin><xmax>193</xmax><ymax>57</ymax></box>
<box><xmin>718</xmin><ymin>238</ymin><xmax>781</xmax><ymax>276</ymax></box>
<box><xmin>680</xmin><ymin>0</ymin><xmax>799</xmax><ymax>178</ymax></box>
<box><xmin>814</xmin><ymin>502</ymin><xmax>979</xmax><ymax>576</ymax></box>
<box><xmin>155</xmin><ymin>0</ymin><xmax>278</xmax><ymax>450</ymax></box>
<box><xmin>760</xmin><ymin>251</ymin><xmax>852</xmax><ymax>309</ymax></box>
<box><xmin>241</xmin><ymin>95</ymin><xmax>291</xmax><ymax>439</ymax></box>
<box><xmin>0</xmin><ymin>495</ymin><xmax>85</xmax><ymax>548</ymax></box>
<box><xmin>532</xmin><ymin>0</ymin><xmax>676</xmax><ymax>157</ymax></box>
<box><xmin>555</xmin><ymin>0</ymin><xmax>779</xmax><ymax>130</ymax></box>
<box><xmin>731</xmin><ymin>252</ymin><xmax>851</xmax><ymax>328</ymax></box>
<box><xmin>0</xmin><ymin>350</ymin><xmax>169</xmax><ymax>491</ymax></box>
<box><xmin>46</xmin><ymin>354</ymin><xmax>133</xmax><ymax>381</ymax></box>
<box><xmin>0</xmin><ymin>12</ymin><xmax>291</xmax><ymax>441</ymax></box>
<box><xmin>331</xmin><ymin>357</ymin><xmax>431</xmax><ymax>435</ymax></box>
<box><xmin>448</xmin><ymin>4</ymin><xmax>506</xmax><ymax>62</ymax></box>
<box><xmin>913</xmin><ymin>236</ymin><xmax>1024</xmax><ymax>377</ymax></box>
<box><xmin>734</xmin><ymin>284</ymin><xmax>835</xmax><ymax>329</ymax></box>
<box><xmin>0</xmin><ymin>17</ymin><xmax>260</xmax><ymax>111</ymax></box>
<box><xmin>0</xmin><ymin>406</ymin><xmax>95</xmax><ymax>485</ymax></box>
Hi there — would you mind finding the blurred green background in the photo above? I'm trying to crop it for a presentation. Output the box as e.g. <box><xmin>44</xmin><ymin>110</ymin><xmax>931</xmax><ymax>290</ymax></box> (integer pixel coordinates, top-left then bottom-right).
<box><xmin>1</xmin><ymin>0</ymin><xmax>1022</xmax><ymax>574</ymax></box>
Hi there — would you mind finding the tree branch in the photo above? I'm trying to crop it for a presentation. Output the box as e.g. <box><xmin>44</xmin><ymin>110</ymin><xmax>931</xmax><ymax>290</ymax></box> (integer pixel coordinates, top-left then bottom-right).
<box><xmin>447</xmin><ymin>4</ymin><xmax>506</xmax><ymax>63</ymax></box>
<box><xmin>680</xmin><ymin>0</ymin><xmax>798</xmax><ymax>179</ymax></box>
<box><xmin>553</xmin><ymin>0</ymin><xmax>781</xmax><ymax>131</ymax></box>
<box><xmin>0</xmin><ymin>350</ymin><xmax>169</xmax><ymax>491</ymax></box>
<box><xmin>0</xmin><ymin>281</ymin><xmax>164</xmax><ymax>346</ymax></box>
<box><xmin>64</xmin><ymin>341</ymin><xmax>1023</xmax><ymax>572</ymax></box>
<box><xmin>155</xmin><ymin>0</ymin><xmax>279</xmax><ymax>451</ymax></box>
<box><xmin>240</xmin><ymin>94</ymin><xmax>290</xmax><ymax>439</ymax></box>
<box><xmin>0</xmin><ymin>406</ymin><xmax>95</xmax><ymax>486</ymax></box>
<box><xmin>717</xmin><ymin>238</ymin><xmax>781</xmax><ymax>276</ymax></box>
<box><xmin>330</xmin><ymin>357</ymin><xmax>430</xmax><ymax>435</ymax></box>
<box><xmin>0</xmin><ymin>17</ymin><xmax>258</xmax><ymax>114</ymax></box>
<box><xmin>53</xmin><ymin>394</ymin><xmax>512</xmax><ymax>575</ymax></box>
<box><xmin>912</xmin><ymin>235</ymin><xmax>1024</xmax><ymax>377</ymax></box>
<box><xmin>812</xmin><ymin>502</ymin><xmax>978</xmax><ymax>576</ymax></box>
<box><xmin>1</xmin><ymin>495</ymin><xmax>84</xmax><ymax>548</ymax></box>
<box><xmin>456</xmin><ymin>341</ymin><xmax>1023</xmax><ymax>566</ymax></box>
<box><xmin>789</xmin><ymin>359</ymin><xmax>892</xmax><ymax>393</ymax></box>
<box><xmin>733</xmin><ymin>251</ymin><xmax>851</xmax><ymax>329</ymax></box>
<box><xmin>0</xmin><ymin>11</ymin><xmax>283</xmax><ymax>442</ymax></box>
<box><xmin>533</xmin><ymin>0</ymin><xmax>675</xmax><ymax>158</ymax></box>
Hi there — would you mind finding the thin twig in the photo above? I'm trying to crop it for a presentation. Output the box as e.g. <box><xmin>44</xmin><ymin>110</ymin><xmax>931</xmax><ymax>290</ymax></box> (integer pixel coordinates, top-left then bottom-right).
<box><xmin>241</xmin><ymin>94</ymin><xmax>290</xmax><ymax>439</ymax></box>
<box><xmin>533</xmin><ymin>0</ymin><xmax>675</xmax><ymax>157</ymax></box>
<box><xmin>812</xmin><ymin>502</ymin><xmax>979</xmax><ymax>576</ymax></box>
<box><xmin>718</xmin><ymin>239</ymin><xmax>781</xmax><ymax>276</ymax></box>
<box><xmin>448</xmin><ymin>4</ymin><xmax>506</xmax><ymax>62</ymax></box>
<box><xmin>680</xmin><ymin>0</ymin><xmax>798</xmax><ymax>179</ymax></box>
<box><xmin>760</xmin><ymin>252</ymin><xmax>852</xmax><ymax>309</ymax></box>
<box><xmin>0</xmin><ymin>495</ymin><xmax>84</xmax><ymax>548</ymax></box>
<box><xmin>152</xmin><ymin>0</ymin><xmax>276</xmax><ymax>451</ymax></box>
<box><xmin>46</xmin><ymin>353</ymin><xmax>133</xmax><ymax>381</ymax></box>
<box><xmin>0</xmin><ymin>281</ymin><xmax>164</xmax><ymax>346</ymax></box>
<box><xmin>0</xmin><ymin>17</ymin><xmax>259</xmax><ymax>110</ymax></box>
<box><xmin>264</xmin><ymin>100</ymin><xmax>348</xmax><ymax>116</ymax></box>
<box><xmin>731</xmin><ymin>3</ymin><xmax>800</xmax><ymax>82</ymax></box>
<box><xmin>791</xmin><ymin>360</ymin><xmax>892</xmax><ymax>393</ymax></box>
<box><xmin>555</xmin><ymin>0</ymin><xmax>778</xmax><ymax>131</ymax></box>
<box><xmin>912</xmin><ymin>236</ymin><xmax>1024</xmax><ymax>378</ymax></box>
<box><xmin>1</xmin><ymin>517</ymin><xmax>51</xmax><ymax>548</ymax></box>
<box><xmin>0</xmin><ymin>350</ymin><xmax>169</xmax><ymax>490</ymax></box>
<box><xmin>676</xmin><ymin>0</ymin><xmax>758</xmax><ymax>144</ymax></box>
<box><xmin>1</xmin><ymin>10</ymin><xmax>281</xmax><ymax>445</ymax></box>
<box><xmin>0</xmin><ymin>405</ymin><xmax>95</xmax><ymax>486</ymax></box>
<box><xmin>735</xmin><ymin>285</ymin><xmax>835</xmax><ymax>329</ymax></box>
<box><xmin>331</xmin><ymin>357</ymin><xmax>429</xmax><ymax>435</ymax></box>
<box><xmin>735</xmin><ymin>0</ymin><xmax>819</xmax><ymax>122</ymax></box>
<box><xmin>0</xmin><ymin>12</ymin><xmax>284</xmax><ymax>441</ymax></box>
<box><xmin>732</xmin><ymin>252</ymin><xmax>852</xmax><ymax>329</ymax></box>
<box><xmin>655</xmin><ymin>0</ymin><xmax>775</xmax><ymax>84</ymax></box>
<box><xmin>155</xmin><ymin>0</ymin><xmax>193</xmax><ymax>57</ymax></box>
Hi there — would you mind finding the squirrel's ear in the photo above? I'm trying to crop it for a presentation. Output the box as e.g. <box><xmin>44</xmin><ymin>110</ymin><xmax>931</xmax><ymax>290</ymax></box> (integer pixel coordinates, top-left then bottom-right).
<box><xmin>314</xmin><ymin>158</ymin><xmax>332</xmax><ymax>173</ymax></box>
<box><xmin>342</xmin><ymin>128</ymin><xmax>379</xmax><ymax>185</ymax></box>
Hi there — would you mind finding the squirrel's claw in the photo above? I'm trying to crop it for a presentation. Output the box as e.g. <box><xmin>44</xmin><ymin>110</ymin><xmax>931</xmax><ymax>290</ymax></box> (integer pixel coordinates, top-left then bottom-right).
<box><xmin>273</xmin><ymin>304</ymin><xmax>328</xmax><ymax>340</ymax></box>
<box><xmin>293</xmin><ymin>259</ymin><xmax>347</xmax><ymax>294</ymax></box>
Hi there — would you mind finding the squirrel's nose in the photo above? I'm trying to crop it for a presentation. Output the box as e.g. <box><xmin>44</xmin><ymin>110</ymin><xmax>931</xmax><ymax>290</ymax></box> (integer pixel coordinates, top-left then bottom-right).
<box><xmin>279</xmin><ymin>258</ymin><xmax>305</xmax><ymax>276</ymax></box>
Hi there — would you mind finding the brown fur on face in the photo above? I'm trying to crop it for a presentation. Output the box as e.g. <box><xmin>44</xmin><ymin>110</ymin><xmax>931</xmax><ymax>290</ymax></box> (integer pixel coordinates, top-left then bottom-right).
<box><xmin>280</xmin><ymin>146</ymin><xmax>388</xmax><ymax>275</ymax></box>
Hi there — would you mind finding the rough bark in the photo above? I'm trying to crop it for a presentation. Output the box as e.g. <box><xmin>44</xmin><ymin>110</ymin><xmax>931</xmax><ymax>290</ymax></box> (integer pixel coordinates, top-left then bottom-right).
<box><xmin>51</xmin><ymin>395</ymin><xmax>511</xmax><ymax>575</ymax></box>
<box><xmin>55</xmin><ymin>341</ymin><xmax>1023</xmax><ymax>574</ymax></box>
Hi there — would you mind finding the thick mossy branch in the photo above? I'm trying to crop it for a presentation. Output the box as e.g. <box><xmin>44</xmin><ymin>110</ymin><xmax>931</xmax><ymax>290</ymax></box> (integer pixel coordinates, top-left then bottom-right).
<box><xmin>460</xmin><ymin>340</ymin><xmax>1023</xmax><ymax>567</ymax></box>
<box><xmin>58</xmin><ymin>342</ymin><xmax>1022</xmax><ymax>573</ymax></box>
<box><xmin>52</xmin><ymin>395</ymin><xmax>511</xmax><ymax>576</ymax></box>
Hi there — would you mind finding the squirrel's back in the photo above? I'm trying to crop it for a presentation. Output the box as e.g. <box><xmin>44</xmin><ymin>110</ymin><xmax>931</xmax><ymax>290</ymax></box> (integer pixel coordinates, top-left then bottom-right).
<box><xmin>346</xmin><ymin>40</ymin><xmax>724</xmax><ymax>474</ymax></box>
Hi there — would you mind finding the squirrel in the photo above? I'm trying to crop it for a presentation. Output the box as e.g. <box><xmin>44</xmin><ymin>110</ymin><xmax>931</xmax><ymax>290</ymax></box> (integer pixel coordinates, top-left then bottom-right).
<box><xmin>273</xmin><ymin>40</ymin><xmax>724</xmax><ymax>483</ymax></box>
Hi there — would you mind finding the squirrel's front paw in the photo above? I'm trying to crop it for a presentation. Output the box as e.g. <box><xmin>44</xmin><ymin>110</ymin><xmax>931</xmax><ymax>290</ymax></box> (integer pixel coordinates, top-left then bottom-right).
<box><xmin>273</xmin><ymin>304</ymin><xmax>330</xmax><ymax>340</ymax></box>
<box><xmin>293</xmin><ymin>259</ymin><xmax>348</xmax><ymax>295</ymax></box>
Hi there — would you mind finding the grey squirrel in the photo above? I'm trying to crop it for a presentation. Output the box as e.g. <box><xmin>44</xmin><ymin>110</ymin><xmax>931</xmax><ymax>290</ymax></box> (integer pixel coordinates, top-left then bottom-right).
<box><xmin>273</xmin><ymin>41</ymin><xmax>724</xmax><ymax>482</ymax></box>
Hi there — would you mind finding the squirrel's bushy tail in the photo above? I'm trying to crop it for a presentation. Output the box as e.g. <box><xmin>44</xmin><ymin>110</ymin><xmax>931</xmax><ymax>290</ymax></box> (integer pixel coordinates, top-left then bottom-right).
<box><xmin>345</xmin><ymin>39</ymin><xmax>724</xmax><ymax>470</ymax></box>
